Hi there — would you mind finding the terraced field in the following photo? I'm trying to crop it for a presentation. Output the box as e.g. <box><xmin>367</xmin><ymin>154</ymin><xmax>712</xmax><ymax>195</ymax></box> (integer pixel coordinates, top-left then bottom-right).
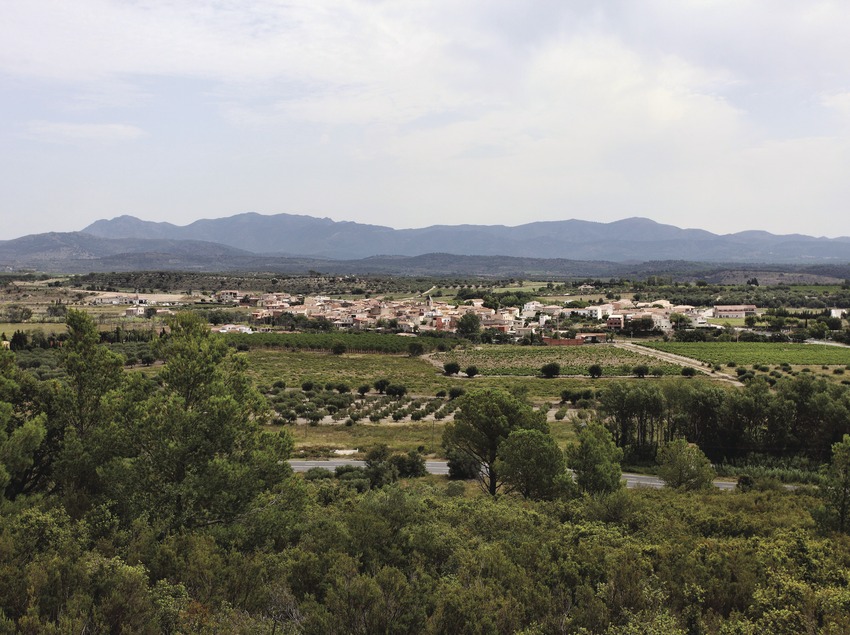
<box><xmin>431</xmin><ymin>344</ymin><xmax>682</xmax><ymax>376</ymax></box>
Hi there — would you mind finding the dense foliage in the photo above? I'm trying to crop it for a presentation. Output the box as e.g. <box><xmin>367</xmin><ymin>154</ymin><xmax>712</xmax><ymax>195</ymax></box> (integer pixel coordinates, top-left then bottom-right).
<box><xmin>3</xmin><ymin>311</ymin><xmax>850</xmax><ymax>632</ymax></box>
<box><xmin>597</xmin><ymin>375</ymin><xmax>850</xmax><ymax>463</ymax></box>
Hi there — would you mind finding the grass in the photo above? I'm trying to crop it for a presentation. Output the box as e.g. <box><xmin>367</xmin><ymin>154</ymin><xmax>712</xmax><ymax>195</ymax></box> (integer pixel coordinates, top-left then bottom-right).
<box><xmin>432</xmin><ymin>344</ymin><xmax>683</xmax><ymax>376</ymax></box>
<box><xmin>246</xmin><ymin>349</ymin><xmax>454</xmax><ymax>396</ymax></box>
<box><xmin>279</xmin><ymin>410</ymin><xmax>579</xmax><ymax>458</ymax></box>
<box><xmin>639</xmin><ymin>341</ymin><xmax>850</xmax><ymax>367</ymax></box>
<box><xmin>0</xmin><ymin>322</ymin><xmax>68</xmax><ymax>336</ymax></box>
<box><xmin>244</xmin><ymin>348</ymin><xmax>652</xmax><ymax>402</ymax></box>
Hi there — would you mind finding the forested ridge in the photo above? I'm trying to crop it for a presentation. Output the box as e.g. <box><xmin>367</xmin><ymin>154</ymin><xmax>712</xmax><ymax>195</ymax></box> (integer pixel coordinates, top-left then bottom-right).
<box><xmin>2</xmin><ymin>312</ymin><xmax>850</xmax><ymax>633</ymax></box>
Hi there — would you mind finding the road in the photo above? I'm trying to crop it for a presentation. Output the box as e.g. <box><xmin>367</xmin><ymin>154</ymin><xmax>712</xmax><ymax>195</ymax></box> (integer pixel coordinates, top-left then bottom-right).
<box><xmin>289</xmin><ymin>459</ymin><xmax>737</xmax><ymax>490</ymax></box>
<box><xmin>612</xmin><ymin>341</ymin><xmax>744</xmax><ymax>386</ymax></box>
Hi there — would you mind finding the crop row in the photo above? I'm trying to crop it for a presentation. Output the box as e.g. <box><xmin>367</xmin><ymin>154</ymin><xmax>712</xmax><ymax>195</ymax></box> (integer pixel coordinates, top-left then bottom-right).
<box><xmin>224</xmin><ymin>332</ymin><xmax>454</xmax><ymax>354</ymax></box>
<box><xmin>432</xmin><ymin>345</ymin><xmax>682</xmax><ymax>376</ymax></box>
<box><xmin>639</xmin><ymin>341</ymin><xmax>850</xmax><ymax>367</ymax></box>
<box><xmin>267</xmin><ymin>386</ymin><xmax>458</xmax><ymax>425</ymax></box>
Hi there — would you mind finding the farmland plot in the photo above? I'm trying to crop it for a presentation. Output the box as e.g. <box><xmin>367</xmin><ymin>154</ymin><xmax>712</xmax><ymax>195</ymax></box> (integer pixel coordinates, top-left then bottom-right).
<box><xmin>639</xmin><ymin>341</ymin><xmax>850</xmax><ymax>367</ymax></box>
<box><xmin>432</xmin><ymin>344</ymin><xmax>682</xmax><ymax>376</ymax></box>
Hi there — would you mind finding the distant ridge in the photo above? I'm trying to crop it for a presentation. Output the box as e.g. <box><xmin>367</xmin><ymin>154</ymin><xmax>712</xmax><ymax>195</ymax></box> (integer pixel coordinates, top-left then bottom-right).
<box><xmin>81</xmin><ymin>212</ymin><xmax>850</xmax><ymax>263</ymax></box>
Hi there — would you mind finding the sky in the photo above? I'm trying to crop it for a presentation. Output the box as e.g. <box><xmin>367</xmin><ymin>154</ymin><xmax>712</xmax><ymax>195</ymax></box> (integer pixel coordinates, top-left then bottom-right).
<box><xmin>3</xmin><ymin>0</ymin><xmax>850</xmax><ymax>240</ymax></box>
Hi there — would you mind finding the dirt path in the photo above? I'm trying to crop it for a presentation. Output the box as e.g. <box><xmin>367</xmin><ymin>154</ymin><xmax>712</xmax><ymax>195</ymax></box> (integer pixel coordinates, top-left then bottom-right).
<box><xmin>612</xmin><ymin>341</ymin><xmax>743</xmax><ymax>386</ymax></box>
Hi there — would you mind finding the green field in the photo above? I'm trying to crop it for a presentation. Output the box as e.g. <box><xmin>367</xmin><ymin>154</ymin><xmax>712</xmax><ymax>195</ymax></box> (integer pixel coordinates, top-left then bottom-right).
<box><xmin>244</xmin><ymin>348</ymin><xmax>610</xmax><ymax>401</ymax></box>
<box><xmin>639</xmin><ymin>341</ymin><xmax>850</xmax><ymax>367</ymax></box>
<box><xmin>432</xmin><ymin>344</ymin><xmax>682</xmax><ymax>376</ymax></box>
<box><xmin>280</xmin><ymin>413</ymin><xmax>577</xmax><ymax>457</ymax></box>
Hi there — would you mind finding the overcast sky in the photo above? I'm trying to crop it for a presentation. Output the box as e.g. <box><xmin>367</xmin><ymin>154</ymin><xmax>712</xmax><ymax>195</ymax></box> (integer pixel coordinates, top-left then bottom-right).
<box><xmin>3</xmin><ymin>1</ymin><xmax>850</xmax><ymax>240</ymax></box>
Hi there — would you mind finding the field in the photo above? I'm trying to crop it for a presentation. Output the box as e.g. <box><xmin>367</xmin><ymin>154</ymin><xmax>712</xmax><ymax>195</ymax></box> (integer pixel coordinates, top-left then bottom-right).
<box><xmin>431</xmin><ymin>344</ymin><xmax>683</xmax><ymax>376</ymax></box>
<box><xmin>244</xmin><ymin>348</ymin><xmax>612</xmax><ymax>401</ymax></box>
<box><xmin>639</xmin><ymin>341</ymin><xmax>850</xmax><ymax>367</ymax></box>
<box><xmin>279</xmin><ymin>409</ymin><xmax>578</xmax><ymax>457</ymax></box>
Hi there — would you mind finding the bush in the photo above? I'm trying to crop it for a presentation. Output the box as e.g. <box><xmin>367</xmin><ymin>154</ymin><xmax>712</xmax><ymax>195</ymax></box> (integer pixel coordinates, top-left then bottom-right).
<box><xmin>588</xmin><ymin>364</ymin><xmax>602</xmax><ymax>379</ymax></box>
<box><xmin>304</xmin><ymin>467</ymin><xmax>334</xmax><ymax>481</ymax></box>
<box><xmin>445</xmin><ymin>447</ymin><xmax>479</xmax><ymax>480</ymax></box>
<box><xmin>389</xmin><ymin>451</ymin><xmax>427</xmax><ymax>478</ymax></box>
<box><xmin>657</xmin><ymin>439</ymin><xmax>715</xmax><ymax>490</ymax></box>
<box><xmin>465</xmin><ymin>366</ymin><xmax>478</xmax><ymax>378</ymax></box>
<box><xmin>633</xmin><ymin>364</ymin><xmax>649</xmax><ymax>378</ymax></box>
<box><xmin>681</xmin><ymin>367</ymin><xmax>697</xmax><ymax>377</ymax></box>
<box><xmin>448</xmin><ymin>387</ymin><xmax>466</xmax><ymax>400</ymax></box>
<box><xmin>540</xmin><ymin>362</ymin><xmax>560</xmax><ymax>378</ymax></box>
<box><xmin>443</xmin><ymin>361</ymin><xmax>461</xmax><ymax>375</ymax></box>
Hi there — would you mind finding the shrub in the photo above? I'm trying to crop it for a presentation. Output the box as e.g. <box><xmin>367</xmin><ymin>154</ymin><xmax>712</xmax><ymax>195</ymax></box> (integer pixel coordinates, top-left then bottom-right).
<box><xmin>448</xmin><ymin>387</ymin><xmax>466</xmax><ymax>400</ymax></box>
<box><xmin>681</xmin><ymin>367</ymin><xmax>697</xmax><ymax>377</ymax></box>
<box><xmin>465</xmin><ymin>365</ymin><xmax>478</xmax><ymax>378</ymax></box>
<box><xmin>304</xmin><ymin>467</ymin><xmax>333</xmax><ymax>480</ymax></box>
<box><xmin>588</xmin><ymin>364</ymin><xmax>602</xmax><ymax>379</ymax></box>
<box><xmin>443</xmin><ymin>361</ymin><xmax>460</xmax><ymax>375</ymax></box>
<box><xmin>540</xmin><ymin>362</ymin><xmax>560</xmax><ymax>378</ymax></box>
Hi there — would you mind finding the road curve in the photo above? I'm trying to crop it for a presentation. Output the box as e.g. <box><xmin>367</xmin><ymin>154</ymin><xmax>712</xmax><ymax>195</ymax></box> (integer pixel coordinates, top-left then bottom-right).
<box><xmin>289</xmin><ymin>459</ymin><xmax>736</xmax><ymax>490</ymax></box>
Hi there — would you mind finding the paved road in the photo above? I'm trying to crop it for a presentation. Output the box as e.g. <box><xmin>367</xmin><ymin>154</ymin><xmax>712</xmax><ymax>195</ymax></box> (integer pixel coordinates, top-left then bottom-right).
<box><xmin>289</xmin><ymin>459</ymin><xmax>737</xmax><ymax>490</ymax></box>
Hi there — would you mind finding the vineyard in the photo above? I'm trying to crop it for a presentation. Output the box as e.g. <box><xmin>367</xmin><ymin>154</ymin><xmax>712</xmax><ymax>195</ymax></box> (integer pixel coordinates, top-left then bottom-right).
<box><xmin>432</xmin><ymin>344</ymin><xmax>682</xmax><ymax>376</ymax></box>
<box><xmin>639</xmin><ymin>341</ymin><xmax>850</xmax><ymax>367</ymax></box>
<box><xmin>223</xmin><ymin>331</ymin><xmax>454</xmax><ymax>354</ymax></box>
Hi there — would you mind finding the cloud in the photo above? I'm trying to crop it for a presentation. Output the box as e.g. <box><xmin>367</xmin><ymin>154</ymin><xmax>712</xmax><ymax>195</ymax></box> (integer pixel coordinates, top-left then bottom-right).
<box><xmin>3</xmin><ymin>1</ymin><xmax>850</xmax><ymax>238</ymax></box>
<box><xmin>25</xmin><ymin>121</ymin><xmax>146</xmax><ymax>144</ymax></box>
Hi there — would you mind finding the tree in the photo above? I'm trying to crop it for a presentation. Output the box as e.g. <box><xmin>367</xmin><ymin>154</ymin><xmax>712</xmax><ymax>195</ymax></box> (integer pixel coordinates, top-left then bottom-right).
<box><xmin>465</xmin><ymin>366</ymin><xmax>478</xmax><ymax>378</ymax></box>
<box><xmin>102</xmin><ymin>312</ymin><xmax>293</xmax><ymax>530</ymax></box>
<box><xmin>374</xmin><ymin>379</ymin><xmax>390</xmax><ymax>394</ymax></box>
<box><xmin>681</xmin><ymin>367</ymin><xmax>697</xmax><ymax>378</ymax></box>
<box><xmin>385</xmin><ymin>384</ymin><xmax>407</xmax><ymax>399</ymax></box>
<box><xmin>633</xmin><ymin>364</ymin><xmax>649</xmax><ymax>378</ymax></box>
<box><xmin>566</xmin><ymin>422</ymin><xmax>623</xmax><ymax>495</ymax></box>
<box><xmin>495</xmin><ymin>429</ymin><xmax>566</xmax><ymax>500</ymax></box>
<box><xmin>443</xmin><ymin>361</ymin><xmax>460</xmax><ymax>376</ymax></box>
<box><xmin>456</xmin><ymin>313</ymin><xmax>481</xmax><ymax>341</ymax></box>
<box><xmin>52</xmin><ymin>310</ymin><xmax>126</xmax><ymax>514</ymax></box>
<box><xmin>331</xmin><ymin>341</ymin><xmax>347</xmax><ymax>355</ymax></box>
<box><xmin>589</xmin><ymin>364</ymin><xmax>603</xmax><ymax>379</ymax></box>
<box><xmin>407</xmin><ymin>341</ymin><xmax>424</xmax><ymax>357</ymax></box>
<box><xmin>821</xmin><ymin>434</ymin><xmax>850</xmax><ymax>533</ymax></box>
<box><xmin>656</xmin><ymin>439</ymin><xmax>715</xmax><ymax>490</ymax></box>
<box><xmin>540</xmin><ymin>362</ymin><xmax>560</xmax><ymax>378</ymax></box>
<box><xmin>442</xmin><ymin>389</ymin><xmax>547</xmax><ymax>496</ymax></box>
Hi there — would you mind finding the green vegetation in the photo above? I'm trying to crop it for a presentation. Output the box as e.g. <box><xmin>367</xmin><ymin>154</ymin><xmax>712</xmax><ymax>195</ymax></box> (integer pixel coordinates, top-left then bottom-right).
<box><xmin>4</xmin><ymin>306</ymin><xmax>850</xmax><ymax>631</ymax></box>
<box><xmin>641</xmin><ymin>341</ymin><xmax>850</xmax><ymax>367</ymax></box>
<box><xmin>657</xmin><ymin>438</ymin><xmax>716</xmax><ymax>490</ymax></box>
<box><xmin>225</xmin><ymin>331</ymin><xmax>455</xmax><ymax>354</ymax></box>
<box><xmin>433</xmin><ymin>344</ymin><xmax>682</xmax><ymax>376</ymax></box>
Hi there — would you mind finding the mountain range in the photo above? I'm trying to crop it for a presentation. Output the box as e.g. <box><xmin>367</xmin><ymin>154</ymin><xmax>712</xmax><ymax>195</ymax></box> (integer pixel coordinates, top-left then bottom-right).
<box><xmin>81</xmin><ymin>212</ymin><xmax>850</xmax><ymax>262</ymax></box>
<box><xmin>1</xmin><ymin>212</ymin><xmax>849</xmax><ymax>276</ymax></box>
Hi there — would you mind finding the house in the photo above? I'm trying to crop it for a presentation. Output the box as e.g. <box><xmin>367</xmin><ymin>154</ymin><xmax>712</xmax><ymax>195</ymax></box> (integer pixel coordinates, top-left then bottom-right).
<box><xmin>217</xmin><ymin>290</ymin><xmax>240</xmax><ymax>302</ymax></box>
<box><xmin>713</xmin><ymin>305</ymin><xmax>758</xmax><ymax>319</ymax></box>
<box><xmin>607</xmin><ymin>315</ymin><xmax>625</xmax><ymax>329</ymax></box>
